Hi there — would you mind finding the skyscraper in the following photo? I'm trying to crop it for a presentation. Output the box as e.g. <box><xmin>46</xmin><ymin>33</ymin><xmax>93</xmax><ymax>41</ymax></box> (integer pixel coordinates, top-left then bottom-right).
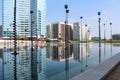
<box><xmin>3</xmin><ymin>0</ymin><xmax>46</xmax><ymax>38</ymax></box>
<box><xmin>31</xmin><ymin>0</ymin><xmax>46</xmax><ymax>37</ymax></box>
<box><xmin>2</xmin><ymin>0</ymin><xmax>14</xmax><ymax>37</ymax></box>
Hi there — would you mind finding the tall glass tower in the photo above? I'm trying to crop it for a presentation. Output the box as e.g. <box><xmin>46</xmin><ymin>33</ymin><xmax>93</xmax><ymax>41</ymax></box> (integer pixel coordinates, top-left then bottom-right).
<box><xmin>31</xmin><ymin>0</ymin><xmax>46</xmax><ymax>37</ymax></box>
<box><xmin>2</xmin><ymin>0</ymin><xmax>14</xmax><ymax>37</ymax></box>
<box><xmin>3</xmin><ymin>0</ymin><xmax>46</xmax><ymax>37</ymax></box>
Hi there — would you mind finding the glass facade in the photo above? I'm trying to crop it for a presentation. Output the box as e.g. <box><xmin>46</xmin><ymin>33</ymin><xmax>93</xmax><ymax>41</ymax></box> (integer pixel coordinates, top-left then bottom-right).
<box><xmin>31</xmin><ymin>0</ymin><xmax>46</xmax><ymax>37</ymax></box>
<box><xmin>17</xmin><ymin>0</ymin><xmax>31</xmax><ymax>37</ymax></box>
<box><xmin>3</xmin><ymin>0</ymin><xmax>46</xmax><ymax>37</ymax></box>
<box><xmin>2</xmin><ymin>0</ymin><xmax>14</xmax><ymax>37</ymax></box>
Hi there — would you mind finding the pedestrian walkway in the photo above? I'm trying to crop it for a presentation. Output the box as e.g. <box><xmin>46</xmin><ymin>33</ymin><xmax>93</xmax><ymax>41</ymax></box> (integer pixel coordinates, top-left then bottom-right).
<box><xmin>72</xmin><ymin>53</ymin><xmax>120</xmax><ymax>80</ymax></box>
<box><xmin>104</xmin><ymin>63</ymin><xmax>120</xmax><ymax>80</ymax></box>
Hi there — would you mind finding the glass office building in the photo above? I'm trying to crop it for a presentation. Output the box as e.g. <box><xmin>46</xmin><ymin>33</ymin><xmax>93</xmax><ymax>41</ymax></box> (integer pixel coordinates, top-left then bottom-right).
<box><xmin>31</xmin><ymin>0</ymin><xmax>46</xmax><ymax>37</ymax></box>
<box><xmin>2</xmin><ymin>0</ymin><xmax>14</xmax><ymax>37</ymax></box>
<box><xmin>3</xmin><ymin>0</ymin><xmax>46</xmax><ymax>37</ymax></box>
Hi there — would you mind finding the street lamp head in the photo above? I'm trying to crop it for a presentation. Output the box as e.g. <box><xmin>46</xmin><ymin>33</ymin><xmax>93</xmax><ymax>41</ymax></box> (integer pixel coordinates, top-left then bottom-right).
<box><xmin>98</xmin><ymin>12</ymin><xmax>101</xmax><ymax>16</ymax></box>
<box><xmin>66</xmin><ymin>9</ymin><xmax>69</xmax><ymax>13</ymax></box>
<box><xmin>65</xmin><ymin>4</ymin><xmax>68</xmax><ymax>9</ymax></box>
<box><xmin>80</xmin><ymin>16</ymin><xmax>83</xmax><ymax>19</ymax></box>
<box><xmin>110</xmin><ymin>22</ymin><xmax>112</xmax><ymax>25</ymax></box>
<box><xmin>104</xmin><ymin>23</ymin><xmax>105</xmax><ymax>26</ymax></box>
<box><xmin>65</xmin><ymin>21</ymin><xmax>67</xmax><ymax>24</ymax></box>
<box><xmin>30</xmin><ymin>10</ymin><xmax>33</xmax><ymax>14</ymax></box>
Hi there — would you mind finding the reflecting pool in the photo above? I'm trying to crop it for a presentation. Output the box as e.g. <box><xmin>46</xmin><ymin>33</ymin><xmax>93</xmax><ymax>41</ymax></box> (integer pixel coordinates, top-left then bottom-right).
<box><xmin>0</xmin><ymin>41</ymin><xmax>120</xmax><ymax>80</ymax></box>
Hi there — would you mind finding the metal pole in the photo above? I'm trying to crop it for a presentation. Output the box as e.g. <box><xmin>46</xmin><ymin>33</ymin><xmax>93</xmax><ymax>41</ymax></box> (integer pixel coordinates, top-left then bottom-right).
<box><xmin>30</xmin><ymin>11</ymin><xmax>33</xmax><ymax>48</ymax></box>
<box><xmin>98</xmin><ymin>12</ymin><xmax>101</xmax><ymax>63</ymax></box>
<box><xmin>103</xmin><ymin>24</ymin><xmax>106</xmax><ymax>60</ymax></box>
<box><xmin>80</xmin><ymin>16</ymin><xmax>83</xmax><ymax>42</ymax></box>
<box><xmin>98</xmin><ymin>12</ymin><xmax>101</xmax><ymax>47</ymax></box>
<box><xmin>110</xmin><ymin>22</ymin><xmax>112</xmax><ymax>43</ymax></box>
<box><xmin>30</xmin><ymin>10</ymin><xmax>34</xmax><ymax>80</ymax></box>
<box><xmin>64</xmin><ymin>4</ymin><xmax>69</xmax><ymax>80</ymax></box>
<box><xmin>13</xmin><ymin>0</ymin><xmax>17</xmax><ymax>80</ymax></box>
<box><xmin>104</xmin><ymin>24</ymin><xmax>106</xmax><ymax>42</ymax></box>
<box><xmin>110</xmin><ymin>22</ymin><xmax>112</xmax><ymax>56</ymax></box>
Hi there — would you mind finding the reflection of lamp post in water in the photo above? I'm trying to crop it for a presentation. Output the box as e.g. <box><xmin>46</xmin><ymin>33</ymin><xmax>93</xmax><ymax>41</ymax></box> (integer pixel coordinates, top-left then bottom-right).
<box><xmin>65</xmin><ymin>44</ymin><xmax>69</xmax><ymax>80</ymax></box>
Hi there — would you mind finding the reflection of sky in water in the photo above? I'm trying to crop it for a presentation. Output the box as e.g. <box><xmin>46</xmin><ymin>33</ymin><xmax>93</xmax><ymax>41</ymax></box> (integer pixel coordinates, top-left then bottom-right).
<box><xmin>1</xmin><ymin>43</ymin><xmax>120</xmax><ymax>80</ymax></box>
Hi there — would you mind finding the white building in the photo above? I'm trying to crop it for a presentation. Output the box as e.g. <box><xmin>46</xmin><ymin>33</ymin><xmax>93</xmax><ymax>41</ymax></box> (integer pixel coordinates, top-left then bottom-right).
<box><xmin>46</xmin><ymin>22</ymin><xmax>73</xmax><ymax>41</ymax></box>
<box><xmin>73</xmin><ymin>22</ymin><xmax>91</xmax><ymax>41</ymax></box>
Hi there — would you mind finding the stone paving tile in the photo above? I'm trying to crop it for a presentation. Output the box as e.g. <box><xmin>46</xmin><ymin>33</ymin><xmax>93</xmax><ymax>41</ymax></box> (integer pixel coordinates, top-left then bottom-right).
<box><xmin>104</xmin><ymin>63</ymin><xmax>120</xmax><ymax>80</ymax></box>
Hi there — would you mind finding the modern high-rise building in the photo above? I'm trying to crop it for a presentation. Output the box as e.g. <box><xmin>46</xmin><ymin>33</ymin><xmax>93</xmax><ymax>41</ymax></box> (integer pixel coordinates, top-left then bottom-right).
<box><xmin>2</xmin><ymin>0</ymin><xmax>14</xmax><ymax>37</ymax></box>
<box><xmin>73</xmin><ymin>22</ymin><xmax>91</xmax><ymax>41</ymax></box>
<box><xmin>46</xmin><ymin>22</ymin><xmax>73</xmax><ymax>41</ymax></box>
<box><xmin>3</xmin><ymin>0</ymin><xmax>46</xmax><ymax>38</ymax></box>
<box><xmin>31</xmin><ymin>0</ymin><xmax>46</xmax><ymax>37</ymax></box>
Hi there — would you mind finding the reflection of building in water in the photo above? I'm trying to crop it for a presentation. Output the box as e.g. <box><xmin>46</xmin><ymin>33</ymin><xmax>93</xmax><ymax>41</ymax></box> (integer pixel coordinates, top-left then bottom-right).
<box><xmin>3</xmin><ymin>48</ymin><xmax>14</xmax><ymax>80</ymax></box>
<box><xmin>37</xmin><ymin>47</ymin><xmax>47</xmax><ymax>80</ymax></box>
<box><xmin>46</xmin><ymin>43</ymin><xmax>73</xmax><ymax>61</ymax></box>
<box><xmin>18</xmin><ymin>48</ymin><xmax>31</xmax><ymax>80</ymax></box>
<box><xmin>73</xmin><ymin>43</ymin><xmax>91</xmax><ymax>61</ymax></box>
<box><xmin>3</xmin><ymin>47</ymin><xmax>47</xmax><ymax>80</ymax></box>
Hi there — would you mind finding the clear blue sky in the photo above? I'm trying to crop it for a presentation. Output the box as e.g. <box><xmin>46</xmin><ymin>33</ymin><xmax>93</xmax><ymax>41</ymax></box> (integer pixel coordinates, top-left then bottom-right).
<box><xmin>0</xmin><ymin>0</ymin><xmax>120</xmax><ymax>38</ymax></box>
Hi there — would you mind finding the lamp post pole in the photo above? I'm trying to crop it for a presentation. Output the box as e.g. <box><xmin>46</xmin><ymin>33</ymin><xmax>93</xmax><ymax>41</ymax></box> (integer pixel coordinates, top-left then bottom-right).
<box><xmin>104</xmin><ymin>24</ymin><xmax>106</xmax><ymax>41</ymax></box>
<box><xmin>103</xmin><ymin>23</ymin><xmax>106</xmax><ymax>59</ymax></box>
<box><xmin>98</xmin><ymin>12</ymin><xmax>101</xmax><ymax>47</ymax></box>
<box><xmin>110</xmin><ymin>22</ymin><xmax>112</xmax><ymax>57</ymax></box>
<box><xmin>64</xmin><ymin>4</ymin><xmax>69</xmax><ymax>80</ymax></box>
<box><xmin>98</xmin><ymin>12</ymin><xmax>101</xmax><ymax>63</ymax></box>
<box><xmin>80</xmin><ymin>16</ymin><xmax>83</xmax><ymax>42</ymax></box>
<box><xmin>30</xmin><ymin>11</ymin><xmax>33</xmax><ymax>48</ymax></box>
<box><xmin>13</xmin><ymin>0</ymin><xmax>17</xmax><ymax>80</ymax></box>
<box><xmin>64</xmin><ymin>4</ymin><xmax>69</xmax><ymax>42</ymax></box>
<box><xmin>110</xmin><ymin>22</ymin><xmax>112</xmax><ymax>43</ymax></box>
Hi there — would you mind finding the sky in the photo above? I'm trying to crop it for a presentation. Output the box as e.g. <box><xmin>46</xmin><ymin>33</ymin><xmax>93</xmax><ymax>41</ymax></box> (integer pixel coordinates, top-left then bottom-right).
<box><xmin>0</xmin><ymin>0</ymin><xmax>120</xmax><ymax>38</ymax></box>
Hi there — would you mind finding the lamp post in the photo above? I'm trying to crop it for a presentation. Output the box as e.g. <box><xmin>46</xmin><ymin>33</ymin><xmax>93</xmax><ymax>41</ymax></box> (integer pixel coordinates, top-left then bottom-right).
<box><xmin>80</xmin><ymin>16</ymin><xmax>83</xmax><ymax>42</ymax></box>
<box><xmin>103</xmin><ymin>23</ymin><xmax>106</xmax><ymax>59</ymax></box>
<box><xmin>85</xmin><ymin>24</ymin><xmax>88</xmax><ymax>43</ymax></box>
<box><xmin>30</xmin><ymin>10</ymin><xmax>34</xmax><ymax>80</ymax></box>
<box><xmin>13</xmin><ymin>0</ymin><xmax>17</xmax><ymax>80</ymax></box>
<box><xmin>64</xmin><ymin>4</ymin><xmax>69</xmax><ymax>42</ymax></box>
<box><xmin>110</xmin><ymin>22</ymin><xmax>112</xmax><ymax>43</ymax></box>
<box><xmin>98</xmin><ymin>12</ymin><xmax>101</xmax><ymax>47</ymax></box>
<box><xmin>64</xmin><ymin>4</ymin><xmax>70</xmax><ymax>80</ymax></box>
<box><xmin>98</xmin><ymin>12</ymin><xmax>101</xmax><ymax>63</ymax></box>
<box><xmin>110</xmin><ymin>22</ymin><xmax>112</xmax><ymax>57</ymax></box>
<box><xmin>104</xmin><ymin>24</ymin><xmax>106</xmax><ymax>41</ymax></box>
<box><xmin>30</xmin><ymin>10</ymin><xmax>33</xmax><ymax>48</ymax></box>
